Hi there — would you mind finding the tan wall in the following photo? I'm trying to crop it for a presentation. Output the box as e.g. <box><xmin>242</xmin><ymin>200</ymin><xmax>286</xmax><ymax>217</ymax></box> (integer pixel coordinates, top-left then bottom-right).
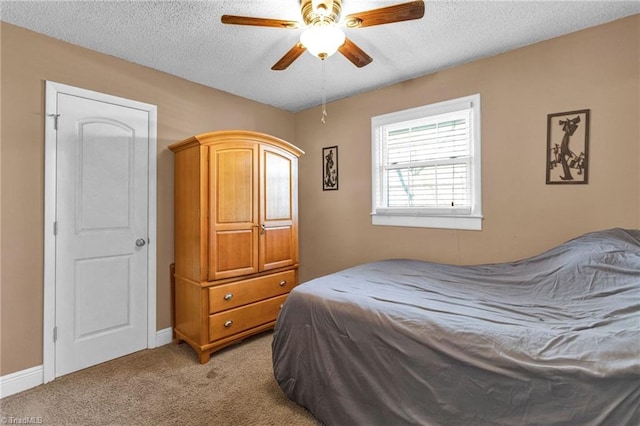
<box><xmin>0</xmin><ymin>22</ymin><xmax>295</xmax><ymax>376</ymax></box>
<box><xmin>294</xmin><ymin>15</ymin><xmax>640</xmax><ymax>283</ymax></box>
<box><xmin>0</xmin><ymin>23</ymin><xmax>4</xmax><ymax>377</ymax></box>
<box><xmin>1</xmin><ymin>15</ymin><xmax>639</xmax><ymax>378</ymax></box>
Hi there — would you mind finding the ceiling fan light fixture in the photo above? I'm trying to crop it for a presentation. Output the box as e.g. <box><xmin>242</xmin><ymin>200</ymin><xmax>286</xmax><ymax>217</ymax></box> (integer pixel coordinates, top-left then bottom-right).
<box><xmin>300</xmin><ymin>25</ymin><xmax>345</xmax><ymax>59</ymax></box>
<box><xmin>222</xmin><ymin>0</ymin><xmax>424</xmax><ymax>70</ymax></box>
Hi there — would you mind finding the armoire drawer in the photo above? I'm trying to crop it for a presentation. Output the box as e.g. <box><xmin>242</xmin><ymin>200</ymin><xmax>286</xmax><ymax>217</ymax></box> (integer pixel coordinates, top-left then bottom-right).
<box><xmin>208</xmin><ymin>270</ymin><xmax>296</xmax><ymax>314</ymax></box>
<box><xmin>209</xmin><ymin>294</ymin><xmax>288</xmax><ymax>342</ymax></box>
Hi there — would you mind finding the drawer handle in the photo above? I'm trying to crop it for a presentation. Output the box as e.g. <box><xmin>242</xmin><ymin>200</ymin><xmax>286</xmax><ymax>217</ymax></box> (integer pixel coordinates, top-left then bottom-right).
<box><xmin>223</xmin><ymin>293</ymin><xmax>233</xmax><ymax>301</ymax></box>
<box><xmin>224</xmin><ymin>320</ymin><xmax>233</xmax><ymax>328</ymax></box>
<box><xmin>279</xmin><ymin>280</ymin><xmax>287</xmax><ymax>287</ymax></box>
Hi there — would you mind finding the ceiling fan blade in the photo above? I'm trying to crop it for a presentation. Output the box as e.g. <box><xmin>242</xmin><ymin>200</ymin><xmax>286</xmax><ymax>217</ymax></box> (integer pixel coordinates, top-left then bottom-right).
<box><xmin>272</xmin><ymin>43</ymin><xmax>307</xmax><ymax>70</ymax></box>
<box><xmin>343</xmin><ymin>1</ymin><xmax>425</xmax><ymax>28</ymax></box>
<box><xmin>338</xmin><ymin>38</ymin><xmax>373</xmax><ymax>68</ymax></box>
<box><xmin>221</xmin><ymin>15</ymin><xmax>300</xmax><ymax>29</ymax></box>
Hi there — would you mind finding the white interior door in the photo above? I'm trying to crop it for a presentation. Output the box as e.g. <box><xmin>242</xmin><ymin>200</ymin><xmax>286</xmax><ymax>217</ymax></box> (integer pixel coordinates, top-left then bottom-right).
<box><xmin>46</xmin><ymin>83</ymin><xmax>156</xmax><ymax>378</ymax></box>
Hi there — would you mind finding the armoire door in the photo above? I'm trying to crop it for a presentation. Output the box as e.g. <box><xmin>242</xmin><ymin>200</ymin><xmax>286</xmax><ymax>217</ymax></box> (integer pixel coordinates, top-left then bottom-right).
<box><xmin>208</xmin><ymin>142</ymin><xmax>260</xmax><ymax>280</ymax></box>
<box><xmin>259</xmin><ymin>144</ymin><xmax>298</xmax><ymax>271</ymax></box>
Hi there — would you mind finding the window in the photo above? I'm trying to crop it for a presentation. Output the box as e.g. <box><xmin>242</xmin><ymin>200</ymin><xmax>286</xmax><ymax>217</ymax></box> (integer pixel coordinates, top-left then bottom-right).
<box><xmin>371</xmin><ymin>94</ymin><xmax>482</xmax><ymax>230</ymax></box>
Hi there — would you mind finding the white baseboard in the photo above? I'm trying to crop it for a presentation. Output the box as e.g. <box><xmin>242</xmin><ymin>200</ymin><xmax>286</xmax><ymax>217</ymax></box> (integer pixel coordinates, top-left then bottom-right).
<box><xmin>155</xmin><ymin>327</ymin><xmax>173</xmax><ymax>347</ymax></box>
<box><xmin>1</xmin><ymin>328</ymin><xmax>174</xmax><ymax>399</ymax></box>
<box><xmin>0</xmin><ymin>365</ymin><xmax>43</xmax><ymax>399</ymax></box>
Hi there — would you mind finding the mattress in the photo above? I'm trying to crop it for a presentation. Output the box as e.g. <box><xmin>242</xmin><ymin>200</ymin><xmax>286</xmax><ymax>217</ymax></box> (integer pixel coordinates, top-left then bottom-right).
<box><xmin>272</xmin><ymin>228</ymin><xmax>640</xmax><ymax>425</ymax></box>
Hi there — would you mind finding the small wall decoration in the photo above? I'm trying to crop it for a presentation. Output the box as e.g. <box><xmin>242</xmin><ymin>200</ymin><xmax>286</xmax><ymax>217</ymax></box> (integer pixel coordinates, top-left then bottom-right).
<box><xmin>546</xmin><ymin>109</ymin><xmax>590</xmax><ymax>184</ymax></box>
<box><xmin>322</xmin><ymin>145</ymin><xmax>338</xmax><ymax>190</ymax></box>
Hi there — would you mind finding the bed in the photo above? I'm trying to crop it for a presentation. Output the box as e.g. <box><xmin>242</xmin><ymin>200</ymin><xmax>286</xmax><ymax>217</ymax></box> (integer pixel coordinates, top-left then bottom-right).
<box><xmin>272</xmin><ymin>228</ymin><xmax>640</xmax><ymax>425</ymax></box>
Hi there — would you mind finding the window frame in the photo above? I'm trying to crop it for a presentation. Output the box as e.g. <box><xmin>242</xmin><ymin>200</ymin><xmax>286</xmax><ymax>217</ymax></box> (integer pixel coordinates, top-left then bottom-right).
<box><xmin>371</xmin><ymin>94</ymin><xmax>482</xmax><ymax>230</ymax></box>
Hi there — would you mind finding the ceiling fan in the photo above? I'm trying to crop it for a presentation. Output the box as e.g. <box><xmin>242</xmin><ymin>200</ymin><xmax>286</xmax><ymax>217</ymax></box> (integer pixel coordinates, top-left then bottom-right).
<box><xmin>221</xmin><ymin>0</ymin><xmax>425</xmax><ymax>71</ymax></box>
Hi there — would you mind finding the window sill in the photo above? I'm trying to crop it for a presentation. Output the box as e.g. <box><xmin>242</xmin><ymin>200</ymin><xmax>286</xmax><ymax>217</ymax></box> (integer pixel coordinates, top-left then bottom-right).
<box><xmin>371</xmin><ymin>213</ymin><xmax>483</xmax><ymax>231</ymax></box>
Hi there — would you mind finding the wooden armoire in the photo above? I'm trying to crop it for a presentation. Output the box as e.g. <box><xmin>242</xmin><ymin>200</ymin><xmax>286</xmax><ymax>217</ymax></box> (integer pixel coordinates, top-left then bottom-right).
<box><xmin>169</xmin><ymin>130</ymin><xmax>304</xmax><ymax>363</ymax></box>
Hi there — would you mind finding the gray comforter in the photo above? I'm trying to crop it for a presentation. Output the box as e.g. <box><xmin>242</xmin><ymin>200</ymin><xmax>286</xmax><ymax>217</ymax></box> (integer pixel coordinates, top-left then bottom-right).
<box><xmin>272</xmin><ymin>228</ymin><xmax>640</xmax><ymax>425</ymax></box>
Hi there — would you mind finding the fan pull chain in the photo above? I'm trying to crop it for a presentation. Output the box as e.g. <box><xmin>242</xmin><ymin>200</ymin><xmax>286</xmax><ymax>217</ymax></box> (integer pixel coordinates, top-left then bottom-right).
<box><xmin>321</xmin><ymin>59</ymin><xmax>327</xmax><ymax>124</ymax></box>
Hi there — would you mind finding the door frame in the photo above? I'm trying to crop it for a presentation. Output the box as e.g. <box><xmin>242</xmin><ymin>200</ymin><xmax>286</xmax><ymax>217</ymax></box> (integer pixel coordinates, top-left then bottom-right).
<box><xmin>43</xmin><ymin>81</ymin><xmax>158</xmax><ymax>383</ymax></box>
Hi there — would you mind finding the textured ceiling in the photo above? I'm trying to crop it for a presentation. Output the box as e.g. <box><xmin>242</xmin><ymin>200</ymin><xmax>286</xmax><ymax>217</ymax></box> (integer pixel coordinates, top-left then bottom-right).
<box><xmin>2</xmin><ymin>1</ymin><xmax>639</xmax><ymax>112</ymax></box>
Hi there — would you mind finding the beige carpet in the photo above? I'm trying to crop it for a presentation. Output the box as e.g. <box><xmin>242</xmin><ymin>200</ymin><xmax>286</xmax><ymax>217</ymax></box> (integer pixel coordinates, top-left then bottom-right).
<box><xmin>0</xmin><ymin>331</ymin><xmax>319</xmax><ymax>425</ymax></box>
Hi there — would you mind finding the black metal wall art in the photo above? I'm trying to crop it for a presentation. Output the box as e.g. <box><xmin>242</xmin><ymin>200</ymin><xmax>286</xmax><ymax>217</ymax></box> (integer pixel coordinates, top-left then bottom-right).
<box><xmin>546</xmin><ymin>109</ymin><xmax>590</xmax><ymax>184</ymax></box>
<box><xmin>322</xmin><ymin>146</ymin><xmax>338</xmax><ymax>190</ymax></box>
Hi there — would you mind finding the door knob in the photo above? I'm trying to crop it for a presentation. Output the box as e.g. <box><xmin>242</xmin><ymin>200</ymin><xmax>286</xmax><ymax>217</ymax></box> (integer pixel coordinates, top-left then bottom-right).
<box><xmin>135</xmin><ymin>238</ymin><xmax>146</xmax><ymax>247</ymax></box>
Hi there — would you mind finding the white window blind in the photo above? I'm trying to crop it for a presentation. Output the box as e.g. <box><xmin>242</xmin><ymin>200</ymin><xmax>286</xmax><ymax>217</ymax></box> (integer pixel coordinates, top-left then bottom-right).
<box><xmin>381</xmin><ymin>110</ymin><xmax>472</xmax><ymax>214</ymax></box>
<box><xmin>371</xmin><ymin>94</ymin><xmax>482</xmax><ymax>230</ymax></box>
